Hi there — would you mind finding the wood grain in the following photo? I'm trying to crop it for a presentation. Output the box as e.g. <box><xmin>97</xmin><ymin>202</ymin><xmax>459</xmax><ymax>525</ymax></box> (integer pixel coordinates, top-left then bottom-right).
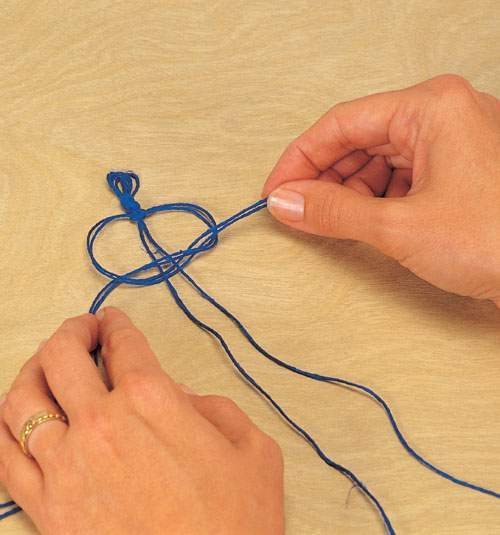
<box><xmin>0</xmin><ymin>1</ymin><xmax>499</xmax><ymax>533</ymax></box>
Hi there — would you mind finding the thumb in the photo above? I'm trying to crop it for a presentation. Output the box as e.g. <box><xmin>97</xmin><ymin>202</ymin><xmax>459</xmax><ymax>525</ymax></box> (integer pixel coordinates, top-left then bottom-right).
<box><xmin>266</xmin><ymin>179</ymin><xmax>405</xmax><ymax>251</ymax></box>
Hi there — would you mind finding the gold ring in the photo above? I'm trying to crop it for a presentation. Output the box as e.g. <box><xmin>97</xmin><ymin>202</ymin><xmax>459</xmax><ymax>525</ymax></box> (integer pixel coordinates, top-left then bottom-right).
<box><xmin>19</xmin><ymin>411</ymin><xmax>68</xmax><ymax>458</ymax></box>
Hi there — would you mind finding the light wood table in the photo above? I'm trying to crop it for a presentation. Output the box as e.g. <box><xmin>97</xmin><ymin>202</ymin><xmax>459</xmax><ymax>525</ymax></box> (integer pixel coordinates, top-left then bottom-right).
<box><xmin>1</xmin><ymin>1</ymin><xmax>499</xmax><ymax>533</ymax></box>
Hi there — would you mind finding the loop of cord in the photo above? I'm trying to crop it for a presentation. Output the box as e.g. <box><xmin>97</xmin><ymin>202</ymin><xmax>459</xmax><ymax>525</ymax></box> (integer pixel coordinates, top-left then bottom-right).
<box><xmin>2</xmin><ymin>171</ymin><xmax>498</xmax><ymax>532</ymax></box>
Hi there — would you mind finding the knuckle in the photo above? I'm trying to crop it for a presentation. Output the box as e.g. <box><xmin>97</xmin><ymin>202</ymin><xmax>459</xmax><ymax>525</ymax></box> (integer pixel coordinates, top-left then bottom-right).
<box><xmin>269</xmin><ymin>441</ymin><xmax>284</xmax><ymax>469</ymax></box>
<box><xmin>433</xmin><ymin>73</ymin><xmax>470</xmax><ymax>89</ymax></box>
<box><xmin>60</xmin><ymin>317</ymin><xmax>76</xmax><ymax>330</ymax></box>
<box><xmin>250</xmin><ymin>429</ymin><xmax>283</xmax><ymax>460</ymax></box>
<box><xmin>60</xmin><ymin>314</ymin><xmax>94</xmax><ymax>330</ymax></box>
<box><xmin>203</xmin><ymin>395</ymin><xmax>240</xmax><ymax>415</ymax></box>
<box><xmin>262</xmin><ymin>432</ymin><xmax>282</xmax><ymax>457</ymax></box>
<box><xmin>325</xmin><ymin>103</ymin><xmax>353</xmax><ymax>150</ymax></box>
<box><xmin>42</xmin><ymin>332</ymin><xmax>74</xmax><ymax>360</ymax></box>
<box><xmin>39</xmin><ymin>343</ymin><xmax>58</xmax><ymax>370</ymax></box>
<box><xmin>75</xmin><ymin>401</ymin><xmax>99</xmax><ymax>426</ymax></box>
<box><xmin>77</xmin><ymin>404</ymin><xmax>114</xmax><ymax>446</ymax></box>
<box><xmin>3</xmin><ymin>387</ymin><xmax>23</xmax><ymax>421</ymax></box>
<box><xmin>120</xmin><ymin>369</ymin><xmax>152</xmax><ymax>396</ymax></box>
<box><xmin>57</xmin><ymin>320</ymin><xmax>81</xmax><ymax>340</ymax></box>
<box><xmin>105</xmin><ymin>327</ymin><xmax>143</xmax><ymax>353</ymax></box>
<box><xmin>92</xmin><ymin>413</ymin><xmax>112</xmax><ymax>442</ymax></box>
<box><xmin>119</xmin><ymin>370</ymin><xmax>168</xmax><ymax>410</ymax></box>
<box><xmin>428</xmin><ymin>74</ymin><xmax>476</xmax><ymax>103</ymax></box>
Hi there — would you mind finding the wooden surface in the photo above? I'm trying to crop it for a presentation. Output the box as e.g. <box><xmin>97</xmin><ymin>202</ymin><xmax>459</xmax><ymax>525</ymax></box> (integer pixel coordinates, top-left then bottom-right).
<box><xmin>0</xmin><ymin>1</ymin><xmax>499</xmax><ymax>533</ymax></box>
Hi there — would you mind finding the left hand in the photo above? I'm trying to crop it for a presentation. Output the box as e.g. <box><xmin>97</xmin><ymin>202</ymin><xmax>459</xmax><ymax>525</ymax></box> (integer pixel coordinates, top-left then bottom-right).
<box><xmin>0</xmin><ymin>307</ymin><xmax>284</xmax><ymax>535</ymax></box>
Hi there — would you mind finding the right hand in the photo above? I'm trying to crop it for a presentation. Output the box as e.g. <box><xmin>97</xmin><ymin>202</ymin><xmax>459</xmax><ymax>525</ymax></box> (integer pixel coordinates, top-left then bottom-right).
<box><xmin>262</xmin><ymin>75</ymin><xmax>500</xmax><ymax>306</ymax></box>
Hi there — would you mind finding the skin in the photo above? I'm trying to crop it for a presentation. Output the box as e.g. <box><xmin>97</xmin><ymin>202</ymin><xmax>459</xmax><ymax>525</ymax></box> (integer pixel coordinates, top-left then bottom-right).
<box><xmin>0</xmin><ymin>308</ymin><xmax>284</xmax><ymax>534</ymax></box>
<box><xmin>0</xmin><ymin>74</ymin><xmax>498</xmax><ymax>534</ymax></box>
<box><xmin>264</xmin><ymin>74</ymin><xmax>500</xmax><ymax>306</ymax></box>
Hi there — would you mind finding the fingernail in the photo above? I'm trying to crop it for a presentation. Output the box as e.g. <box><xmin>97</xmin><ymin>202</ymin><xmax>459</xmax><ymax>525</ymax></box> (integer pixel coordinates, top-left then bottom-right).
<box><xmin>0</xmin><ymin>393</ymin><xmax>6</xmax><ymax>406</ymax></box>
<box><xmin>96</xmin><ymin>309</ymin><xmax>105</xmax><ymax>321</ymax></box>
<box><xmin>179</xmin><ymin>383</ymin><xmax>196</xmax><ymax>395</ymax></box>
<box><xmin>267</xmin><ymin>188</ymin><xmax>304</xmax><ymax>222</ymax></box>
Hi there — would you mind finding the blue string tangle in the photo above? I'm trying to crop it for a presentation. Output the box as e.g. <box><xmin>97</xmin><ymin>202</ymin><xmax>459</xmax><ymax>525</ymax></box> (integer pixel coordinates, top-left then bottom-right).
<box><xmin>2</xmin><ymin>171</ymin><xmax>498</xmax><ymax>533</ymax></box>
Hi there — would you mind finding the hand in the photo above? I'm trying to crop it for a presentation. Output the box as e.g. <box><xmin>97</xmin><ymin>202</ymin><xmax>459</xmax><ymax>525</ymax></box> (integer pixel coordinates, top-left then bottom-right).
<box><xmin>0</xmin><ymin>307</ymin><xmax>284</xmax><ymax>535</ymax></box>
<box><xmin>263</xmin><ymin>74</ymin><xmax>500</xmax><ymax>306</ymax></box>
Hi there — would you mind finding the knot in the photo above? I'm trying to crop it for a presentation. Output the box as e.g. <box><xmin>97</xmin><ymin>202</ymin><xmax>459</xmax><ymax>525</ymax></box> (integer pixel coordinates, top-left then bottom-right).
<box><xmin>107</xmin><ymin>171</ymin><xmax>148</xmax><ymax>221</ymax></box>
<box><xmin>91</xmin><ymin>171</ymin><xmax>267</xmax><ymax>288</ymax></box>
<box><xmin>119</xmin><ymin>194</ymin><xmax>146</xmax><ymax>221</ymax></box>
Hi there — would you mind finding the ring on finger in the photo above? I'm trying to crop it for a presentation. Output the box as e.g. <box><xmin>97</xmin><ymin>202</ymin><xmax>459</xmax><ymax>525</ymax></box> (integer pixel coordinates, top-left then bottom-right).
<box><xmin>19</xmin><ymin>410</ymin><xmax>68</xmax><ymax>458</ymax></box>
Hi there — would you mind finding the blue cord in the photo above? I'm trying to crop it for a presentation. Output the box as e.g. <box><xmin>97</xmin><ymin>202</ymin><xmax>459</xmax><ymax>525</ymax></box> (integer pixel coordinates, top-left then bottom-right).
<box><xmin>3</xmin><ymin>171</ymin><xmax>498</xmax><ymax>532</ymax></box>
<box><xmin>0</xmin><ymin>501</ymin><xmax>21</xmax><ymax>521</ymax></box>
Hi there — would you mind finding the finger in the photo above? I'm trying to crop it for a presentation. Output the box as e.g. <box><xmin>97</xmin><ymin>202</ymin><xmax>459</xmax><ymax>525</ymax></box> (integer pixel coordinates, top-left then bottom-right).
<box><xmin>318</xmin><ymin>152</ymin><xmax>374</xmax><ymax>185</ymax></box>
<box><xmin>385</xmin><ymin>169</ymin><xmax>412</xmax><ymax>197</ymax></box>
<box><xmin>98</xmin><ymin>313</ymin><xmax>240</xmax><ymax>450</ymax></box>
<box><xmin>40</xmin><ymin>313</ymin><xmax>107</xmax><ymax>417</ymax></box>
<box><xmin>267</xmin><ymin>179</ymin><xmax>408</xmax><ymax>253</ymax></box>
<box><xmin>0</xmin><ymin>401</ymin><xmax>43</xmax><ymax>514</ymax></box>
<box><xmin>187</xmin><ymin>393</ymin><xmax>255</xmax><ymax>445</ymax></box>
<box><xmin>97</xmin><ymin>306</ymin><xmax>164</xmax><ymax>387</ymax></box>
<box><xmin>2</xmin><ymin>345</ymin><xmax>68</xmax><ymax>468</ymax></box>
<box><xmin>385</xmin><ymin>154</ymin><xmax>413</xmax><ymax>169</ymax></box>
<box><xmin>332</xmin><ymin>150</ymin><xmax>371</xmax><ymax>178</ymax></box>
<box><xmin>343</xmin><ymin>155</ymin><xmax>392</xmax><ymax>196</ymax></box>
<box><xmin>262</xmin><ymin>85</ymin><xmax>419</xmax><ymax>196</ymax></box>
<box><xmin>317</xmin><ymin>167</ymin><xmax>343</xmax><ymax>184</ymax></box>
<box><xmin>366</xmin><ymin>143</ymin><xmax>400</xmax><ymax>156</ymax></box>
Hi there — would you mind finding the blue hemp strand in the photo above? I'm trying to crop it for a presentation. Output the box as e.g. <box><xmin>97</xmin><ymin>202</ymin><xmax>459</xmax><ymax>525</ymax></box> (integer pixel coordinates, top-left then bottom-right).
<box><xmin>2</xmin><ymin>172</ymin><xmax>499</xmax><ymax>531</ymax></box>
